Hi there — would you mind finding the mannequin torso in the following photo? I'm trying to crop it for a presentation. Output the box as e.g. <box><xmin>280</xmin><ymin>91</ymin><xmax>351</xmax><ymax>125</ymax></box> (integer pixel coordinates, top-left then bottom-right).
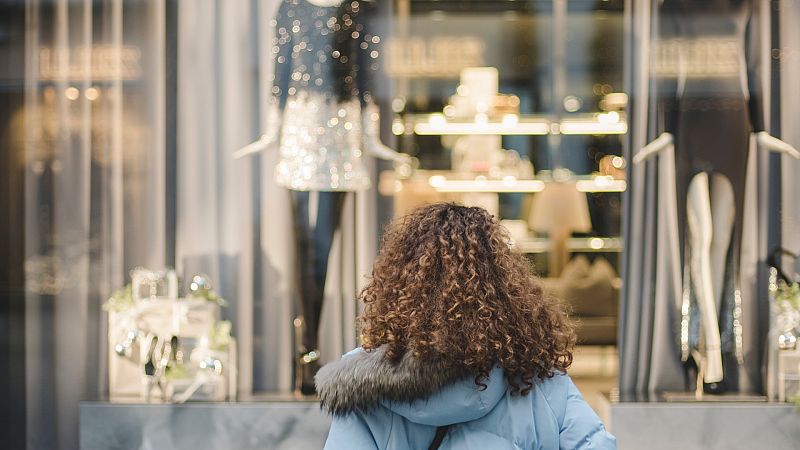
<box><xmin>270</xmin><ymin>0</ymin><xmax>381</xmax><ymax>191</ymax></box>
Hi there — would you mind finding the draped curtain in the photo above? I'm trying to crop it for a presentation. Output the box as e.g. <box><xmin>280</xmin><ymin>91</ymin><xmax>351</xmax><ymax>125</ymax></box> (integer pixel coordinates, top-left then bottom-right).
<box><xmin>24</xmin><ymin>0</ymin><xmax>166</xmax><ymax>448</ymax></box>
<box><xmin>24</xmin><ymin>0</ymin><xmax>376</xmax><ymax>448</ymax></box>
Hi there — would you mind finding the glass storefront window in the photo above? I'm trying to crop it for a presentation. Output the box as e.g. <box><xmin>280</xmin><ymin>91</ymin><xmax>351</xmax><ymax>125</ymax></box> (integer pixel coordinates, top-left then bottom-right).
<box><xmin>2</xmin><ymin>0</ymin><xmax>800</xmax><ymax>448</ymax></box>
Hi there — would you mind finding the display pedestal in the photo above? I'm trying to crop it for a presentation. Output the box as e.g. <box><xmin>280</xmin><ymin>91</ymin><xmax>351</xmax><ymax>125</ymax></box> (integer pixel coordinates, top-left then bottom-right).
<box><xmin>601</xmin><ymin>394</ymin><xmax>800</xmax><ymax>450</ymax></box>
<box><xmin>79</xmin><ymin>396</ymin><xmax>331</xmax><ymax>450</ymax></box>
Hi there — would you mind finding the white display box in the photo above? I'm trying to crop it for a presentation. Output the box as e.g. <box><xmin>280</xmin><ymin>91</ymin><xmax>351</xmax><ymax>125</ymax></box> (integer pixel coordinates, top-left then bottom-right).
<box><xmin>108</xmin><ymin>298</ymin><xmax>228</xmax><ymax>401</ymax></box>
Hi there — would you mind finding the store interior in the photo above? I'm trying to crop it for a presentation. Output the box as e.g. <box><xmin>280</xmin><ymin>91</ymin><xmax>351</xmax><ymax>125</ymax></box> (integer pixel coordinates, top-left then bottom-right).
<box><xmin>2</xmin><ymin>0</ymin><xmax>800</xmax><ymax>449</ymax></box>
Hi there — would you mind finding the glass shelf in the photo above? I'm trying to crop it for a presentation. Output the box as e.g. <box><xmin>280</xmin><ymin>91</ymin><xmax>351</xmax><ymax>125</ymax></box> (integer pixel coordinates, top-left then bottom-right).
<box><xmin>407</xmin><ymin>115</ymin><xmax>550</xmax><ymax>136</ymax></box>
<box><xmin>394</xmin><ymin>112</ymin><xmax>627</xmax><ymax>136</ymax></box>
<box><xmin>425</xmin><ymin>174</ymin><xmax>626</xmax><ymax>193</ymax></box>
<box><xmin>514</xmin><ymin>237</ymin><xmax>623</xmax><ymax>254</ymax></box>
<box><xmin>428</xmin><ymin>176</ymin><xmax>546</xmax><ymax>193</ymax></box>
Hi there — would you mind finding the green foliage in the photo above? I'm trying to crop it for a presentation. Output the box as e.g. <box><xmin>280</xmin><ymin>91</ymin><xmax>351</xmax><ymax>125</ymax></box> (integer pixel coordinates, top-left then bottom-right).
<box><xmin>165</xmin><ymin>364</ymin><xmax>191</xmax><ymax>381</ymax></box>
<box><xmin>103</xmin><ymin>284</ymin><xmax>134</xmax><ymax>312</ymax></box>
<box><xmin>788</xmin><ymin>393</ymin><xmax>800</xmax><ymax>410</ymax></box>
<box><xmin>103</xmin><ymin>277</ymin><xmax>229</xmax><ymax>313</ymax></box>
<box><xmin>211</xmin><ymin>320</ymin><xmax>232</xmax><ymax>351</ymax></box>
<box><xmin>189</xmin><ymin>286</ymin><xmax>229</xmax><ymax>307</ymax></box>
<box><xmin>776</xmin><ymin>281</ymin><xmax>800</xmax><ymax>310</ymax></box>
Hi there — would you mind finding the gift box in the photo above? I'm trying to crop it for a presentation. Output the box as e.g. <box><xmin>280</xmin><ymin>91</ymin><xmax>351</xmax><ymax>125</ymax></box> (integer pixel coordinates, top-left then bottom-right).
<box><xmin>106</xmin><ymin>269</ymin><xmax>235</xmax><ymax>402</ymax></box>
<box><xmin>108</xmin><ymin>298</ymin><xmax>223</xmax><ymax>400</ymax></box>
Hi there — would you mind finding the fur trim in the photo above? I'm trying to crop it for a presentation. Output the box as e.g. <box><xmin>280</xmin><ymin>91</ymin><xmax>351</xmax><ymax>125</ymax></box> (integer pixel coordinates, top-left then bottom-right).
<box><xmin>315</xmin><ymin>347</ymin><xmax>471</xmax><ymax>416</ymax></box>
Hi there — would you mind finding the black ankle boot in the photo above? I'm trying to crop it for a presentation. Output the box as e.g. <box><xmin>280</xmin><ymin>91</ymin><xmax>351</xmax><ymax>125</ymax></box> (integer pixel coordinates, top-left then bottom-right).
<box><xmin>703</xmin><ymin>380</ymin><xmax>726</xmax><ymax>395</ymax></box>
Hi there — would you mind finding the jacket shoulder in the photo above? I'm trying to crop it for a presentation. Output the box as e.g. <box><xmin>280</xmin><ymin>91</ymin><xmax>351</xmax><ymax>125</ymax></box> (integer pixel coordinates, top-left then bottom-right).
<box><xmin>535</xmin><ymin>372</ymin><xmax>575</xmax><ymax>423</ymax></box>
<box><xmin>535</xmin><ymin>372</ymin><xmax>617</xmax><ymax>450</ymax></box>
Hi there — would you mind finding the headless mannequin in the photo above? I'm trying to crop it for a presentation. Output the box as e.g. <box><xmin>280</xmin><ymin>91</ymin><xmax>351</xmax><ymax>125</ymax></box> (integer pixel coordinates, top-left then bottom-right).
<box><xmin>638</xmin><ymin>0</ymin><xmax>800</xmax><ymax>393</ymax></box>
<box><xmin>654</xmin><ymin>0</ymin><xmax>760</xmax><ymax>393</ymax></box>
<box><xmin>236</xmin><ymin>0</ymin><xmax>407</xmax><ymax>394</ymax></box>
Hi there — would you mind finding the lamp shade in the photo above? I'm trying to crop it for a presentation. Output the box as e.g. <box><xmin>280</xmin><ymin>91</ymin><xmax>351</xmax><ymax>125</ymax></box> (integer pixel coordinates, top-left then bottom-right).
<box><xmin>529</xmin><ymin>182</ymin><xmax>592</xmax><ymax>234</ymax></box>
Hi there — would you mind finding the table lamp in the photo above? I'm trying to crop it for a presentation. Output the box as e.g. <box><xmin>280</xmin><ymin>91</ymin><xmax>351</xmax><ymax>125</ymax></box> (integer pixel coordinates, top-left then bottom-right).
<box><xmin>529</xmin><ymin>181</ymin><xmax>592</xmax><ymax>276</ymax></box>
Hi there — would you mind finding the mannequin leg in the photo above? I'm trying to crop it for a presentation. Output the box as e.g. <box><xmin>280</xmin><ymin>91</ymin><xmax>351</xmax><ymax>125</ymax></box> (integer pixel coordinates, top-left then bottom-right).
<box><xmin>709</xmin><ymin>174</ymin><xmax>736</xmax><ymax>311</ymax></box>
<box><xmin>290</xmin><ymin>190</ymin><xmax>346</xmax><ymax>394</ymax></box>
<box><xmin>687</xmin><ymin>173</ymin><xmax>724</xmax><ymax>384</ymax></box>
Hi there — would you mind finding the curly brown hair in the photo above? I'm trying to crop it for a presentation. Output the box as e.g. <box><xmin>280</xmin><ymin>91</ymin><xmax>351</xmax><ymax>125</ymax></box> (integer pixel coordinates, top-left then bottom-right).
<box><xmin>359</xmin><ymin>202</ymin><xmax>575</xmax><ymax>395</ymax></box>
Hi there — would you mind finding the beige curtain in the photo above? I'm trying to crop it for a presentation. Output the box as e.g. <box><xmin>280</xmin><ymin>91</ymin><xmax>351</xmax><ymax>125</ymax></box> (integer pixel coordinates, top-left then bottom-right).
<box><xmin>24</xmin><ymin>0</ymin><xmax>166</xmax><ymax>448</ymax></box>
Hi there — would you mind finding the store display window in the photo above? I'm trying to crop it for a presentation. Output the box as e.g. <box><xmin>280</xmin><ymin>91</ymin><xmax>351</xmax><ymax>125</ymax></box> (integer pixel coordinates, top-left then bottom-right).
<box><xmin>2</xmin><ymin>0</ymin><xmax>800</xmax><ymax>448</ymax></box>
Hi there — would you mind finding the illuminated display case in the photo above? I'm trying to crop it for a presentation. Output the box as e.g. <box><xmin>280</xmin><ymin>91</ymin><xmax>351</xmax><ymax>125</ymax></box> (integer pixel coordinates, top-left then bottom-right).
<box><xmin>382</xmin><ymin>0</ymin><xmax>625</xmax><ymax>253</ymax></box>
<box><xmin>375</xmin><ymin>0</ymin><xmax>627</xmax><ymax>347</ymax></box>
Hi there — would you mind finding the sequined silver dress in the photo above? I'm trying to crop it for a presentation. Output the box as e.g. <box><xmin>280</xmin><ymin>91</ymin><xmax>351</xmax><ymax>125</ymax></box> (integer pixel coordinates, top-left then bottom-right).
<box><xmin>270</xmin><ymin>0</ymin><xmax>381</xmax><ymax>191</ymax></box>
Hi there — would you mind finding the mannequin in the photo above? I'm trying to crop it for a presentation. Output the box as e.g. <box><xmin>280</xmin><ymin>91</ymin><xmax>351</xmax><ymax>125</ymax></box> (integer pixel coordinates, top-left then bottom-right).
<box><xmin>650</xmin><ymin>0</ymin><xmax>758</xmax><ymax>393</ymax></box>
<box><xmin>236</xmin><ymin>0</ymin><xmax>407</xmax><ymax>394</ymax></box>
<box><xmin>633</xmin><ymin>0</ymin><xmax>797</xmax><ymax>398</ymax></box>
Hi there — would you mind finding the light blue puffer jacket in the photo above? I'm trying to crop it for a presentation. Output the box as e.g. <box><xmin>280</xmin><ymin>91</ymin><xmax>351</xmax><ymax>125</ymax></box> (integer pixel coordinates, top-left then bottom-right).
<box><xmin>318</xmin><ymin>348</ymin><xmax>616</xmax><ymax>450</ymax></box>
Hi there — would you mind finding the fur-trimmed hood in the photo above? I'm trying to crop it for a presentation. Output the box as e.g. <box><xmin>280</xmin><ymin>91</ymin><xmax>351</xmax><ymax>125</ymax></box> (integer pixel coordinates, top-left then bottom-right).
<box><xmin>315</xmin><ymin>347</ymin><xmax>495</xmax><ymax>421</ymax></box>
<box><xmin>319</xmin><ymin>349</ymin><xmax>617</xmax><ymax>449</ymax></box>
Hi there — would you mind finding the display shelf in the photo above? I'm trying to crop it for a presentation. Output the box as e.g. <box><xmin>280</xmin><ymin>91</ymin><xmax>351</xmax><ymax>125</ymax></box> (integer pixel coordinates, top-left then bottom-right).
<box><xmin>425</xmin><ymin>174</ymin><xmax>626</xmax><ymax>193</ymax></box>
<box><xmin>405</xmin><ymin>114</ymin><xmax>550</xmax><ymax>136</ymax></box>
<box><xmin>394</xmin><ymin>112</ymin><xmax>627</xmax><ymax>136</ymax></box>
<box><xmin>514</xmin><ymin>237</ymin><xmax>623</xmax><ymax>254</ymax></box>
<box><xmin>428</xmin><ymin>176</ymin><xmax>546</xmax><ymax>192</ymax></box>
<box><xmin>559</xmin><ymin>112</ymin><xmax>628</xmax><ymax>135</ymax></box>
<box><xmin>574</xmin><ymin>177</ymin><xmax>627</xmax><ymax>192</ymax></box>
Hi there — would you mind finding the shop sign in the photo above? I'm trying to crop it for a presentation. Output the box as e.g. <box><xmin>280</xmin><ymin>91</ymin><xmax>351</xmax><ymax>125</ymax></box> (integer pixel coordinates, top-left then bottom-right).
<box><xmin>386</xmin><ymin>36</ymin><xmax>485</xmax><ymax>77</ymax></box>
<box><xmin>39</xmin><ymin>44</ymin><xmax>142</xmax><ymax>81</ymax></box>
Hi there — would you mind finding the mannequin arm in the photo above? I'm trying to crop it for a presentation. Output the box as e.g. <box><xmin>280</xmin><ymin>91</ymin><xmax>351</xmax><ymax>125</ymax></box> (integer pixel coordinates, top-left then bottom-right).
<box><xmin>633</xmin><ymin>132</ymin><xmax>674</xmax><ymax>164</ymax></box>
<box><xmin>364</xmin><ymin>137</ymin><xmax>408</xmax><ymax>162</ymax></box>
<box><xmin>233</xmin><ymin>104</ymin><xmax>281</xmax><ymax>159</ymax></box>
<box><xmin>233</xmin><ymin>133</ymin><xmax>278</xmax><ymax>159</ymax></box>
<box><xmin>756</xmin><ymin>131</ymin><xmax>800</xmax><ymax>160</ymax></box>
<box><xmin>362</xmin><ymin>103</ymin><xmax>409</xmax><ymax>163</ymax></box>
<box><xmin>362</xmin><ymin>131</ymin><xmax>417</xmax><ymax>178</ymax></box>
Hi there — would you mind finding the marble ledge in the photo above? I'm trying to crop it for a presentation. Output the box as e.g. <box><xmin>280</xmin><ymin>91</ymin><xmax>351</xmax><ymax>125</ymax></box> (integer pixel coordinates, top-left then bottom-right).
<box><xmin>80</xmin><ymin>400</ymin><xmax>332</xmax><ymax>450</ymax></box>
<box><xmin>599</xmin><ymin>395</ymin><xmax>800</xmax><ymax>450</ymax></box>
<box><xmin>83</xmin><ymin>395</ymin><xmax>800</xmax><ymax>450</ymax></box>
